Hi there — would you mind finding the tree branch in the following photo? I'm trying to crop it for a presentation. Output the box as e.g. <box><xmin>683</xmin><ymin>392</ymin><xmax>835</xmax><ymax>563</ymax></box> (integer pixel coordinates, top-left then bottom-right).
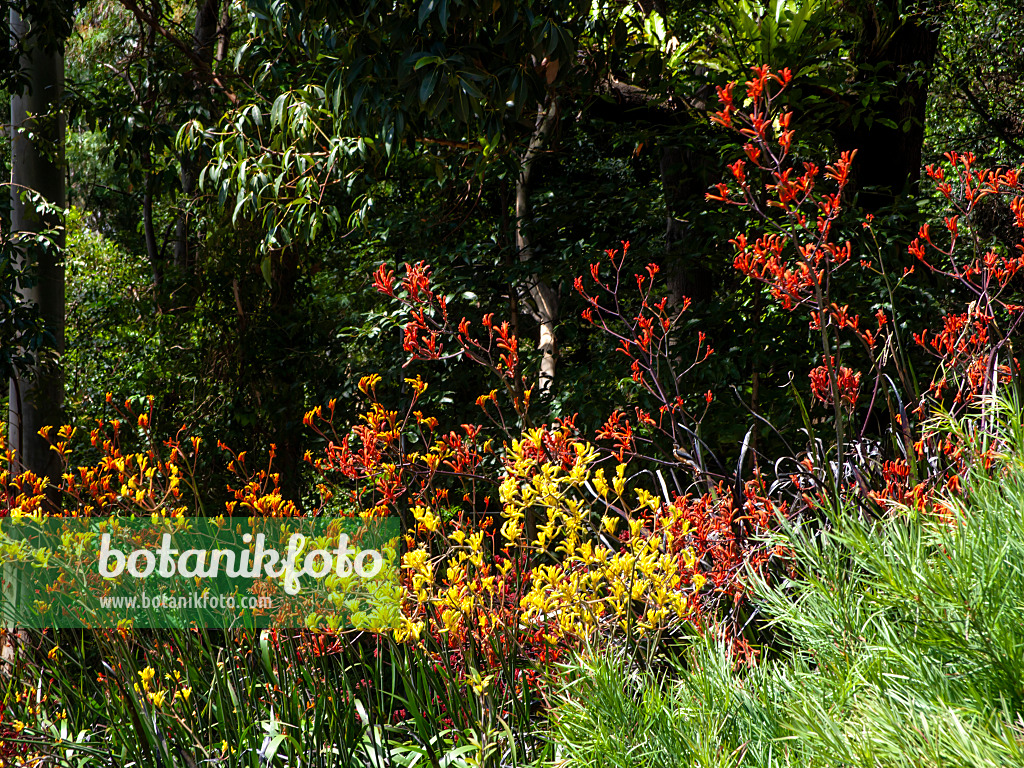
<box><xmin>117</xmin><ymin>0</ymin><xmax>239</xmax><ymax>105</ymax></box>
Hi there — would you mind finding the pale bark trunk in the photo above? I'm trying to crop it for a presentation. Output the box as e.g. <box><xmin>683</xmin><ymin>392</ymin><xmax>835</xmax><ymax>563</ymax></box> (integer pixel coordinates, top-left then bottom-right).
<box><xmin>516</xmin><ymin>99</ymin><xmax>559</xmax><ymax>401</ymax></box>
<box><xmin>6</xmin><ymin>5</ymin><xmax>65</xmax><ymax>655</ymax></box>
<box><xmin>7</xmin><ymin>7</ymin><xmax>65</xmax><ymax>482</ymax></box>
<box><xmin>215</xmin><ymin>0</ymin><xmax>231</xmax><ymax>63</ymax></box>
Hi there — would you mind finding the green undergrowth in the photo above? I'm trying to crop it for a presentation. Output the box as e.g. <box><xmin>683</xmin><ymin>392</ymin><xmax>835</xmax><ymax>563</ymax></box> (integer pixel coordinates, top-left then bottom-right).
<box><xmin>550</xmin><ymin>398</ymin><xmax>1024</xmax><ymax>768</ymax></box>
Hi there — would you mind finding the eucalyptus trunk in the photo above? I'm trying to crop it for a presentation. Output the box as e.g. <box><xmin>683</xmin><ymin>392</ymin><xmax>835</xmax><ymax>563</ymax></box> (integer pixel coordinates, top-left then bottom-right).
<box><xmin>7</xmin><ymin>7</ymin><xmax>65</xmax><ymax>485</ymax></box>
<box><xmin>516</xmin><ymin>99</ymin><xmax>560</xmax><ymax>403</ymax></box>
<box><xmin>5</xmin><ymin>4</ymin><xmax>65</xmax><ymax>653</ymax></box>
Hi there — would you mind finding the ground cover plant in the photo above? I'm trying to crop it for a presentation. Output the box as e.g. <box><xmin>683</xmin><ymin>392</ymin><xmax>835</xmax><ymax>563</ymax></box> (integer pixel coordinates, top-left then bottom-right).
<box><xmin>3</xmin><ymin>1</ymin><xmax>1024</xmax><ymax>766</ymax></box>
<box><xmin>549</xmin><ymin>396</ymin><xmax>1024</xmax><ymax>768</ymax></box>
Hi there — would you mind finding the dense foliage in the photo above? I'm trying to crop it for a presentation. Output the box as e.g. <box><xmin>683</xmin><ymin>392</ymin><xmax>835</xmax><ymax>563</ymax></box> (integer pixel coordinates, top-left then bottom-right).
<box><xmin>1</xmin><ymin>0</ymin><xmax>1022</xmax><ymax>765</ymax></box>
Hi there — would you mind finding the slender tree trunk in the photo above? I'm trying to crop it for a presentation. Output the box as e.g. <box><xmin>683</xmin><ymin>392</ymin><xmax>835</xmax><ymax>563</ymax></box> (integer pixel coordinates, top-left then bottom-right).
<box><xmin>172</xmin><ymin>166</ymin><xmax>196</xmax><ymax>278</ymax></box>
<box><xmin>266</xmin><ymin>246</ymin><xmax>303</xmax><ymax>504</ymax></box>
<box><xmin>5</xmin><ymin>4</ymin><xmax>65</xmax><ymax>656</ymax></box>
<box><xmin>516</xmin><ymin>99</ymin><xmax>559</xmax><ymax>402</ymax></box>
<box><xmin>143</xmin><ymin>171</ymin><xmax>161</xmax><ymax>286</ymax></box>
<box><xmin>215</xmin><ymin>0</ymin><xmax>231</xmax><ymax>63</ymax></box>
<box><xmin>171</xmin><ymin>0</ymin><xmax>220</xmax><ymax>285</ymax></box>
<box><xmin>7</xmin><ymin>7</ymin><xmax>65</xmax><ymax>482</ymax></box>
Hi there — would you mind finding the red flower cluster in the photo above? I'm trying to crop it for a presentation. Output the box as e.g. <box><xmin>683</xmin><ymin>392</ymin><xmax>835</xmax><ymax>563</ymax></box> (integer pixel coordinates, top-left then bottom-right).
<box><xmin>909</xmin><ymin>152</ymin><xmax>1024</xmax><ymax>403</ymax></box>
<box><xmin>809</xmin><ymin>359</ymin><xmax>862</xmax><ymax>412</ymax></box>
<box><xmin>575</xmin><ymin>242</ymin><xmax>713</xmax><ymax>465</ymax></box>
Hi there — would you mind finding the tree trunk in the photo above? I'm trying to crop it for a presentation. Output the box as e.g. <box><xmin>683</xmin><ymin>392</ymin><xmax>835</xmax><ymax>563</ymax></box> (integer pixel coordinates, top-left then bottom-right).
<box><xmin>660</xmin><ymin>144</ymin><xmax>715</xmax><ymax>307</ymax></box>
<box><xmin>215</xmin><ymin>0</ymin><xmax>232</xmax><ymax>63</ymax></box>
<box><xmin>5</xmin><ymin>4</ymin><xmax>65</xmax><ymax>656</ymax></box>
<box><xmin>143</xmin><ymin>171</ymin><xmax>161</xmax><ymax>286</ymax></box>
<box><xmin>171</xmin><ymin>0</ymin><xmax>221</xmax><ymax>286</ymax></box>
<box><xmin>7</xmin><ymin>7</ymin><xmax>65</xmax><ymax>483</ymax></box>
<box><xmin>837</xmin><ymin>6</ymin><xmax>943</xmax><ymax>210</ymax></box>
<box><xmin>516</xmin><ymin>99</ymin><xmax>560</xmax><ymax>403</ymax></box>
<box><xmin>266</xmin><ymin>246</ymin><xmax>303</xmax><ymax>505</ymax></box>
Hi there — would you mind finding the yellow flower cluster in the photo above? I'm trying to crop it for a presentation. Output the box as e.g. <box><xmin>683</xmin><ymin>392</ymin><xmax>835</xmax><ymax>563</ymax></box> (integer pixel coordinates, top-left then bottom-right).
<box><xmin>397</xmin><ymin>427</ymin><xmax>705</xmax><ymax>647</ymax></box>
<box><xmin>1</xmin><ymin>420</ymin><xmax>190</xmax><ymax>520</ymax></box>
<box><xmin>132</xmin><ymin>665</ymin><xmax>192</xmax><ymax>708</ymax></box>
<box><xmin>505</xmin><ymin>434</ymin><xmax>695</xmax><ymax>640</ymax></box>
<box><xmin>398</xmin><ymin>502</ymin><xmax>504</xmax><ymax>644</ymax></box>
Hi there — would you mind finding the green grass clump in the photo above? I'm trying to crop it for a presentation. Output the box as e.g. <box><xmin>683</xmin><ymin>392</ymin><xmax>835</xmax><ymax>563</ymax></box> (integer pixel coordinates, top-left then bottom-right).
<box><xmin>550</xmin><ymin>399</ymin><xmax>1024</xmax><ymax>768</ymax></box>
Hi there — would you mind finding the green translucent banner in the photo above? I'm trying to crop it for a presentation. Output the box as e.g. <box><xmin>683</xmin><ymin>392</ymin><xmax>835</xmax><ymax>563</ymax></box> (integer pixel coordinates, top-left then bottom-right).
<box><xmin>0</xmin><ymin>514</ymin><xmax>402</xmax><ymax>630</ymax></box>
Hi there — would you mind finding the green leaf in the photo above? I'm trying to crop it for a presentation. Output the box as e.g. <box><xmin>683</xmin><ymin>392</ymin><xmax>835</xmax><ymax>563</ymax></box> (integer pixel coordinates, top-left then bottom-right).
<box><xmin>270</xmin><ymin>93</ymin><xmax>288</xmax><ymax>128</ymax></box>
<box><xmin>232</xmin><ymin>191</ymin><xmax>249</xmax><ymax>224</ymax></box>
<box><xmin>458</xmin><ymin>75</ymin><xmax>485</xmax><ymax>100</ymax></box>
<box><xmin>418</xmin><ymin>0</ymin><xmax>438</xmax><ymax>28</ymax></box>
<box><xmin>412</xmin><ymin>53</ymin><xmax>443</xmax><ymax>71</ymax></box>
<box><xmin>419</xmin><ymin>69</ymin><xmax>440</xmax><ymax>103</ymax></box>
